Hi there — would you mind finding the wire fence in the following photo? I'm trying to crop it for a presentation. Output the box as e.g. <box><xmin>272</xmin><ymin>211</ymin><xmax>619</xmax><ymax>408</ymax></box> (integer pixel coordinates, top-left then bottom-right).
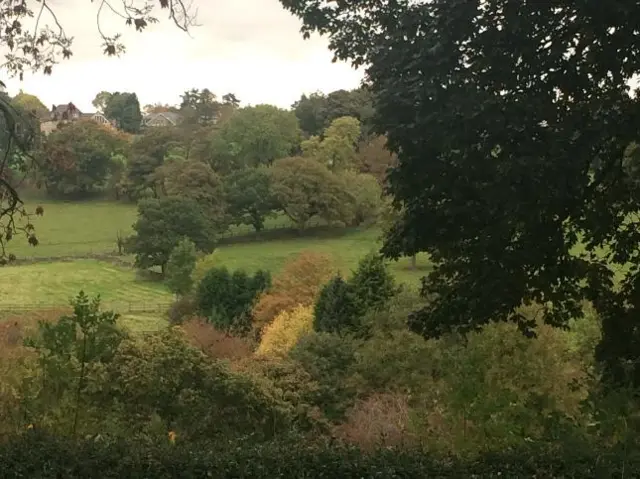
<box><xmin>0</xmin><ymin>301</ymin><xmax>172</xmax><ymax>314</ymax></box>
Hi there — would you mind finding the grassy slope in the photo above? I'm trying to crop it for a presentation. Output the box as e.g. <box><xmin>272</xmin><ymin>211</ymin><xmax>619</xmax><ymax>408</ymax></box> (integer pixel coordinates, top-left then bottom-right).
<box><xmin>0</xmin><ymin>259</ymin><xmax>172</xmax><ymax>309</ymax></box>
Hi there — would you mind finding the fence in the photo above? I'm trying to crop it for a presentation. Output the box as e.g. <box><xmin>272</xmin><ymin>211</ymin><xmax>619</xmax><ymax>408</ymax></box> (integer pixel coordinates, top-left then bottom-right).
<box><xmin>0</xmin><ymin>301</ymin><xmax>172</xmax><ymax>314</ymax></box>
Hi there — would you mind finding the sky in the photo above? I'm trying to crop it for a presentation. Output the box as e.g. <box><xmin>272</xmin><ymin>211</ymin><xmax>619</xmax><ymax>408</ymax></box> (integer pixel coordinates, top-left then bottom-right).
<box><xmin>3</xmin><ymin>0</ymin><xmax>364</xmax><ymax>112</ymax></box>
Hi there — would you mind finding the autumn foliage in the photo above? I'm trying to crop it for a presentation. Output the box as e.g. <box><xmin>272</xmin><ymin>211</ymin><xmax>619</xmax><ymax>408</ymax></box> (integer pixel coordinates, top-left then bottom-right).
<box><xmin>252</xmin><ymin>251</ymin><xmax>334</xmax><ymax>333</ymax></box>
<box><xmin>256</xmin><ymin>305</ymin><xmax>314</xmax><ymax>357</ymax></box>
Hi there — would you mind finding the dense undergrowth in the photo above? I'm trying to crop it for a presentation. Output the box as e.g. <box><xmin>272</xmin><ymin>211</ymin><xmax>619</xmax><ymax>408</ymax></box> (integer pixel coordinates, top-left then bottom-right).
<box><xmin>0</xmin><ymin>251</ymin><xmax>639</xmax><ymax>476</ymax></box>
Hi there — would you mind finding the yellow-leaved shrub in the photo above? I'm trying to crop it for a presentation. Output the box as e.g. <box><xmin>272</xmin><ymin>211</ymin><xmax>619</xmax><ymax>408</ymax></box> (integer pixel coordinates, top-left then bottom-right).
<box><xmin>253</xmin><ymin>251</ymin><xmax>334</xmax><ymax>332</ymax></box>
<box><xmin>256</xmin><ymin>305</ymin><xmax>314</xmax><ymax>357</ymax></box>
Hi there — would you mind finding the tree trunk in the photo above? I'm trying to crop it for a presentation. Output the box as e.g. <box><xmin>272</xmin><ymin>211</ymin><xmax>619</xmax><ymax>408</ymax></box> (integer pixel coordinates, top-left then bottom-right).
<box><xmin>410</xmin><ymin>254</ymin><xmax>417</xmax><ymax>270</ymax></box>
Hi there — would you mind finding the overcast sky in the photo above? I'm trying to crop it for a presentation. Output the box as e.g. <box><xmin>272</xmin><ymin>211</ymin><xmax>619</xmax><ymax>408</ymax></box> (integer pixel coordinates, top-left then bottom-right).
<box><xmin>3</xmin><ymin>0</ymin><xmax>364</xmax><ymax>112</ymax></box>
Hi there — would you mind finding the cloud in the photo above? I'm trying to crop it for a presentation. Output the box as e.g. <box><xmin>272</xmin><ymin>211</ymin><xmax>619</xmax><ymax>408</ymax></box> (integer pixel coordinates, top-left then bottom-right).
<box><xmin>4</xmin><ymin>0</ymin><xmax>363</xmax><ymax>111</ymax></box>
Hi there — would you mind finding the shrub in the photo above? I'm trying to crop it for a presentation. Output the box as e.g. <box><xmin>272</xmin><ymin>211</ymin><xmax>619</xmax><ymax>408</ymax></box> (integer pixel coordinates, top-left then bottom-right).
<box><xmin>313</xmin><ymin>253</ymin><xmax>397</xmax><ymax>336</ymax></box>
<box><xmin>290</xmin><ymin>332</ymin><xmax>360</xmax><ymax>421</ymax></box>
<box><xmin>313</xmin><ymin>275</ymin><xmax>361</xmax><ymax>335</ymax></box>
<box><xmin>196</xmin><ymin>267</ymin><xmax>270</xmax><ymax>335</ymax></box>
<box><xmin>253</xmin><ymin>251</ymin><xmax>334</xmax><ymax>333</ymax></box>
<box><xmin>181</xmin><ymin>318</ymin><xmax>253</xmax><ymax>361</ymax></box>
<box><xmin>257</xmin><ymin>305</ymin><xmax>314</xmax><ymax>357</ymax></box>
<box><xmin>166</xmin><ymin>295</ymin><xmax>197</xmax><ymax>325</ymax></box>
<box><xmin>165</xmin><ymin>238</ymin><xmax>197</xmax><ymax>296</ymax></box>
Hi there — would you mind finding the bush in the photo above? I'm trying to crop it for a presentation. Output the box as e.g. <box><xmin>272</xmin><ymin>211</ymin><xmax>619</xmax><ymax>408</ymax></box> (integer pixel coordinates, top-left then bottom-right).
<box><xmin>196</xmin><ymin>267</ymin><xmax>270</xmax><ymax>335</ymax></box>
<box><xmin>166</xmin><ymin>295</ymin><xmax>197</xmax><ymax>324</ymax></box>
<box><xmin>2</xmin><ymin>432</ymin><xmax>636</xmax><ymax>478</ymax></box>
<box><xmin>290</xmin><ymin>332</ymin><xmax>360</xmax><ymax>421</ymax></box>
<box><xmin>313</xmin><ymin>275</ymin><xmax>361</xmax><ymax>335</ymax></box>
<box><xmin>253</xmin><ymin>251</ymin><xmax>334</xmax><ymax>333</ymax></box>
<box><xmin>180</xmin><ymin>318</ymin><xmax>253</xmax><ymax>361</ymax></box>
<box><xmin>313</xmin><ymin>253</ymin><xmax>397</xmax><ymax>336</ymax></box>
<box><xmin>165</xmin><ymin>238</ymin><xmax>197</xmax><ymax>296</ymax></box>
<box><xmin>257</xmin><ymin>305</ymin><xmax>314</xmax><ymax>357</ymax></box>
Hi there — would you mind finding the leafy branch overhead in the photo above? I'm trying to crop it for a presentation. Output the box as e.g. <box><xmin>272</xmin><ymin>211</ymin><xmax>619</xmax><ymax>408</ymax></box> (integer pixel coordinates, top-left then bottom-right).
<box><xmin>1</xmin><ymin>0</ymin><xmax>199</xmax><ymax>79</ymax></box>
<box><xmin>282</xmin><ymin>0</ymin><xmax>640</xmax><ymax>387</ymax></box>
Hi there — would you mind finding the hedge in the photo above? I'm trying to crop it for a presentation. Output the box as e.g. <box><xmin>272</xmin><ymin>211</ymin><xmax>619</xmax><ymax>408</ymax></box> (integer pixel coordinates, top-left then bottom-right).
<box><xmin>0</xmin><ymin>432</ymin><xmax>638</xmax><ymax>478</ymax></box>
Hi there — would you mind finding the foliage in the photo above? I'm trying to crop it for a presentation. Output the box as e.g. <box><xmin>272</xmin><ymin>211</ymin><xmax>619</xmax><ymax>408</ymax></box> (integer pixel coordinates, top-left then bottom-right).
<box><xmin>2</xmin><ymin>433</ymin><xmax>640</xmax><ymax>478</ymax></box>
<box><xmin>196</xmin><ymin>267</ymin><xmax>271</xmax><ymax>335</ymax></box>
<box><xmin>282</xmin><ymin>0</ymin><xmax>640</xmax><ymax>387</ymax></box>
<box><xmin>195</xmin><ymin>105</ymin><xmax>301</xmax><ymax>174</ymax></box>
<box><xmin>293</xmin><ymin>88</ymin><xmax>375</xmax><ymax>137</ymax></box>
<box><xmin>165</xmin><ymin>238</ymin><xmax>197</xmax><ymax>297</ymax></box>
<box><xmin>157</xmin><ymin>158</ymin><xmax>226</xmax><ymax>223</ymax></box>
<box><xmin>224</xmin><ymin>167</ymin><xmax>279</xmax><ymax>232</ymax></box>
<box><xmin>0</xmin><ymin>1</ymin><xmax>196</xmax><ymax>77</ymax></box>
<box><xmin>302</xmin><ymin>116</ymin><xmax>361</xmax><ymax>171</ymax></box>
<box><xmin>257</xmin><ymin>305</ymin><xmax>314</xmax><ymax>357</ymax></box>
<box><xmin>125</xmin><ymin>127</ymin><xmax>184</xmax><ymax>199</ymax></box>
<box><xmin>23</xmin><ymin>291</ymin><xmax>125</xmax><ymax>435</ymax></box>
<box><xmin>11</xmin><ymin>91</ymin><xmax>48</xmax><ymax>118</ymax></box>
<box><xmin>166</xmin><ymin>295</ymin><xmax>197</xmax><ymax>325</ymax></box>
<box><xmin>339</xmin><ymin>170</ymin><xmax>383</xmax><ymax>226</ymax></box>
<box><xmin>290</xmin><ymin>331</ymin><xmax>360</xmax><ymax>420</ymax></box>
<box><xmin>94</xmin><ymin>328</ymin><xmax>295</xmax><ymax>440</ymax></box>
<box><xmin>180</xmin><ymin>318</ymin><xmax>253</xmax><ymax>361</ymax></box>
<box><xmin>128</xmin><ymin>197</ymin><xmax>217</xmax><ymax>274</ymax></box>
<box><xmin>40</xmin><ymin>121</ymin><xmax>128</xmax><ymax>197</ymax></box>
<box><xmin>269</xmin><ymin>157</ymin><xmax>355</xmax><ymax>228</ymax></box>
<box><xmin>314</xmin><ymin>253</ymin><xmax>397</xmax><ymax>336</ymax></box>
<box><xmin>313</xmin><ymin>275</ymin><xmax>361</xmax><ymax>335</ymax></box>
<box><xmin>357</xmin><ymin>135</ymin><xmax>397</xmax><ymax>184</ymax></box>
<box><xmin>102</xmin><ymin>92</ymin><xmax>143</xmax><ymax>134</ymax></box>
<box><xmin>253</xmin><ymin>251</ymin><xmax>334</xmax><ymax>332</ymax></box>
<box><xmin>180</xmin><ymin>88</ymin><xmax>220</xmax><ymax>126</ymax></box>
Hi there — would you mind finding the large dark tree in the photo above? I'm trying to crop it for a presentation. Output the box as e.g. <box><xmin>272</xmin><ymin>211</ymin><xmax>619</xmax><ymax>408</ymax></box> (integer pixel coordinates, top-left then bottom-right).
<box><xmin>282</xmin><ymin>0</ymin><xmax>640</xmax><ymax>386</ymax></box>
<box><xmin>129</xmin><ymin>196</ymin><xmax>217</xmax><ymax>275</ymax></box>
<box><xmin>103</xmin><ymin>92</ymin><xmax>143</xmax><ymax>133</ymax></box>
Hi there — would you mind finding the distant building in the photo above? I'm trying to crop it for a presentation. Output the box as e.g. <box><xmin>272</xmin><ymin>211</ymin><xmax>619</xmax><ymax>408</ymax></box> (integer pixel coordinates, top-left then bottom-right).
<box><xmin>40</xmin><ymin>102</ymin><xmax>116</xmax><ymax>135</ymax></box>
<box><xmin>141</xmin><ymin>111</ymin><xmax>182</xmax><ymax>128</ymax></box>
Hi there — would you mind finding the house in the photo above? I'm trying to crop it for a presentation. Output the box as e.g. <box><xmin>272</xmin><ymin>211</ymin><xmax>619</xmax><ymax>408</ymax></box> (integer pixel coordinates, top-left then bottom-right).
<box><xmin>40</xmin><ymin>102</ymin><xmax>116</xmax><ymax>135</ymax></box>
<box><xmin>142</xmin><ymin>111</ymin><xmax>182</xmax><ymax>128</ymax></box>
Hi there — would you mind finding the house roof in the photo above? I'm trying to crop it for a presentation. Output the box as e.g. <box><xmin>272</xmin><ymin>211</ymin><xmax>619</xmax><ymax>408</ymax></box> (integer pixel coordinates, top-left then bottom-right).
<box><xmin>51</xmin><ymin>103</ymin><xmax>82</xmax><ymax>117</ymax></box>
<box><xmin>144</xmin><ymin>111</ymin><xmax>181</xmax><ymax>124</ymax></box>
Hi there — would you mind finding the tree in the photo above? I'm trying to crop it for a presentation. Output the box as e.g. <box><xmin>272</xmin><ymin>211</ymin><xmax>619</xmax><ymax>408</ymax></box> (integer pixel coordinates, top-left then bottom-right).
<box><xmin>92</xmin><ymin>91</ymin><xmax>113</xmax><ymax>114</ymax></box>
<box><xmin>125</xmin><ymin>127</ymin><xmax>184</xmax><ymax>199</ymax></box>
<box><xmin>282</xmin><ymin>0</ymin><xmax>640</xmax><ymax>386</ymax></box>
<box><xmin>269</xmin><ymin>157</ymin><xmax>355</xmax><ymax>228</ymax></box>
<box><xmin>195</xmin><ymin>105</ymin><xmax>302</xmax><ymax>174</ymax></box>
<box><xmin>196</xmin><ymin>267</ymin><xmax>271</xmax><ymax>335</ymax></box>
<box><xmin>166</xmin><ymin>238</ymin><xmax>197</xmax><ymax>297</ymax></box>
<box><xmin>0</xmin><ymin>0</ymin><xmax>196</xmax><ymax>260</ymax></box>
<box><xmin>313</xmin><ymin>275</ymin><xmax>361</xmax><ymax>335</ymax></box>
<box><xmin>292</xmin><ymin>92</ymin><xmax>327</xmax><ymax>137</ymax></box>
<box><xmin>224</xmin><ymin>167</ymin><xmax>279</xmax><ymax>232</ymax></box>
<box><xmin>357</xmin><ymin>135</ymin><xmax>397</xmax><ymax>185</ymax></box>
<box><xmin>339</xmin><ymin>170</ymin><xmax>383</xmax><ymax>226</ymax></box>
<box><xmin>180</xmin><ymin>88</ymin><xmax>220</xmax><ymax>126</ymax></box>
<box><xmin>12</xmin><ymin>91</ymin><xmax>48</xmax><ymax>119</ymax></box>
<box><xmin>302</xmin><ymin>116</ymin><xmax>361</xmax><ymax>171</ymax></box>
<box><xmin>293</xmin><ymin>88</ymin><xmax>375</xmax><ymax>138</ymax></box>
<box><xmin>40</xmin><ymin>120</ymin><xmax>129</xmax><ymax>197</ymax></box>
<box><xmin>257</xmin><ymin>305</ymin><xmax>314</xmax><ymax>357</ymax></box>
<box><xmin>128</xmin><ymin>197</ymin><xmax>217</xmax><ymax>275</ymax></box>
<box><xmin>103</xmin><ymin>92</ymin><xmax>143</xmax><ymax>133</ymax></box>
<box><xmin>157</xmin><ymin>158</ymin><xmax>226</xmax><ymax>223</ymax></box>
<box><xmin>253</xmin><ymin>251</ymin><xmax>334</xmax><ymax>332</ymax></box>
<box><xmin>222</xmin><ymin>93</ymin><xmax>240</xmax><ymax>108</ymax></box>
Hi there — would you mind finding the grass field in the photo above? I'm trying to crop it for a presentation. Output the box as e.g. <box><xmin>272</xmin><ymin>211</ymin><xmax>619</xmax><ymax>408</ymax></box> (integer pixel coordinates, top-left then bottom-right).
<box><xmin>0</xmin><ymin>259</ymin><xmax>172</xmax><ymax>309</ymax></box>
<box><xmin>2</xmin><ymin>198</ymin><xmax>430</xmax><ymax>320</ymax></box>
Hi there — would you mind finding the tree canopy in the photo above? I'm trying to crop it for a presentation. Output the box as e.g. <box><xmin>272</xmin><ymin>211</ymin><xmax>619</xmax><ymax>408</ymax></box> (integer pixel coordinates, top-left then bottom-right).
<box><xmin>282</xmin><ymin>0</ymin><xmax>640</xmax><ymax>386</ymax></box>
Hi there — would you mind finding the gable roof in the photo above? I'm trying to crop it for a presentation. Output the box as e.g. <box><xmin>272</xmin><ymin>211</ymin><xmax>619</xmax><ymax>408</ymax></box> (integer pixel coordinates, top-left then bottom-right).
<box><xmin>143</xmin><ymin>111</ymin><xmax>181</xmax><ymax>125</ymax></box>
